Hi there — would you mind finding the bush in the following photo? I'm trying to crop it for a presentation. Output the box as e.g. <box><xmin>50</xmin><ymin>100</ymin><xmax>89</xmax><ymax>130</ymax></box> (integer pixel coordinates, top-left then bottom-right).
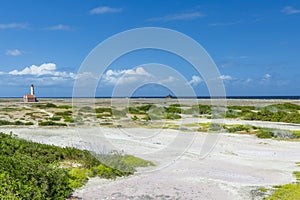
<box><xmin>78</xmin><ymin>106</ymin><xmax>94</xmax><ymax>113</ymax></box>
<box><xmin>39</xmin><ymin>121</ymin><xmax>67</xmax><ymax>126</ymax></box>
<box><xmin>67</xmin><ymin>168</ymin><xmax>89</xmax><ymax>189</ymax></box>
<box><xmin>55</xmin><ymin>111</ymin><xmax>72</xmax><ymax>117</ymax></box>
<box><xmin>95</xmin><ymin>107</ymin><xmax>112</xmax><ymax>114</ymax></box>
<box><xmin>164</xmin><ymin>106</ymin><xmax>181</xmax><ymax>114</ymax></box>
<box><xmin>50</xmin><ymin>116</ymin><xmax>62</xmax><ymax>121</ymax></box>
<box><xmin>57</xmin><ymin>105</ymin><xmax>72</xmax><ymax>109</ymax></box>
<box><xmin>256</xmin><ymin>129</ymin><xmax>274</xmax><ymax>138</ymax></box>
<box><xmin>165</xmin><ymin>113</ymin><xmax>181</xmax><ymax>119</ymax></box>
<box><xmin>63</xmin><ymin>116</ymin><xmax>75</xmax><ymax>123</ymax></box>
<box><xmin>0</xmin><ymin>120</ymin><xmax>11</xmax><ymax>125</ymax></box>
<box><xmin>0</xmin><ymin>132</ymin><xmax>154</xmax><ymax>199</ymax></box>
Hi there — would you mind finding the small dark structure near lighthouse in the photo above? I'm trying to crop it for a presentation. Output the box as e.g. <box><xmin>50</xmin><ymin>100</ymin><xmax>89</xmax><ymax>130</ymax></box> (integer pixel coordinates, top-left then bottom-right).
<box><xmin>23</xmin><ymin>84</ymin><xmax>38</xmax><ymax>102</ymax></box>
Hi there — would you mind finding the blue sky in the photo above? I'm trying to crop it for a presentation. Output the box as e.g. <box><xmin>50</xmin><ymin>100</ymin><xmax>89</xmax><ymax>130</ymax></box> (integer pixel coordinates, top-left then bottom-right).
<box><xmin>0</xmin><ymin>0</ymin><xmax>300</xmax><ymax>97</ymax></box>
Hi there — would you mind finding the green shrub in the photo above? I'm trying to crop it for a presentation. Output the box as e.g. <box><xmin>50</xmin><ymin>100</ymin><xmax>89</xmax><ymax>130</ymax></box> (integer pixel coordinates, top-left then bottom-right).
<box><xmin>39</xmin><ymin>121</ymin><xmax>67</xmax><ymax>126</ymax></box>
<box><xmin>34</xmin><ymin>103</ymin><xmax>57</xmax><ymax>109</ymax></box>
<box><xmin>165</xmin><ymin>113</ymin><xmax>181</xmax><ymax>119</ymax></box>
<box><xmin>96</xmin><ymin>113</ymin><xmax>112</xmax><ymax>118</ymax></box>
<box><xmin>57</xmin><ymin>105</ymin><xmax>72</xmax><ymax>109</ymax></box>
<box><xmin>95</xmin><ymin>107</ymin><xmax>112</xmax><ymax>114</ymax></box>
<box><xmin>0</xmin><ymin>107</ymin><xmax>21</xmax><ymax>112</ymax></box>
<box><xmin>164</xmin><ymin>106</ymin><xmax>181</xmax><ymax>114</ymax></box>
<box><xmin>50</xmin><ymin>116</ymin><xmax>62</xmax><ymax>121</ymax></box>
<box><xmin>78</xmin><ymin>106</ymin><xmax>94</xmax><ymax>113</ymax></box>
<box><xmin>64</xmin><ymin>116</ymin><xmax>75</xmax><ymax>123</ymax></box>
<box><xmin>55</xmin><ymin>110</ymin><xmax>72</xmax><ymax>117</ymax></box>
<box><xmin>94</xmin><ymin>164</ymin><xmax>117</xmax><ymax>179</ymax></box>
<box><xmin>128</xmin><ymin>107</ymin><xmax>142</xmax><ymax>114</ymax></box>
<box><xmin>136</xmin><ymin>104</ymin><xmax>154</xmax><ymax>112</ymax></box>
<box><xmin>0</xmin><ymin>132</ymin><xmax>154</xmax><ymax>199</ymax></box>
<box><xmin>256</xmin><ymin>129</ymin><xmax>274</xmax><ymax>138</ymax></box>
<box><xmin>0</xmin><ymin>120</ymin><xmax>11</xmax><ymax>125</ymax></box>
<box><xmin>131</xmin><ymin>116</ymin><xmax>138</xmax><ymax>121</ymax></box>
<box><xmin>67</xmin><ymin>168</ymin><xmax>89</xmax><ymax>189</ymax></box>
<box><xmin>14</xmin><ymin>120</ymin><xmax>24</xmax><ymax>125</ymax></box>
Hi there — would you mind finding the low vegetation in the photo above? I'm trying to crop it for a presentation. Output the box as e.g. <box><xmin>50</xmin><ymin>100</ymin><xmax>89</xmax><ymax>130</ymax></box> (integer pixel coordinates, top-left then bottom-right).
<box><xmin>264</xmin><ymin>162</ymin><xmax>300</xmax><ymax>200</ymax></box>
<box><xmin>268</xmin><ymin>184</ymin><xmax>300</xmax><ymax>200</ymax></box>
<box><xmin>0</xmin><ymin>132</ymin><xmax>154</xmax><ymax>199</ymax></box>
<box><xmin>0</xmin><ymin>120</ymin><xmax>33</xmax><ymax>126</ymax></box>
<box><xmin>226</xmin><ymin>103</ymin><xmax>300</xmax><ymax>124</ymax></box>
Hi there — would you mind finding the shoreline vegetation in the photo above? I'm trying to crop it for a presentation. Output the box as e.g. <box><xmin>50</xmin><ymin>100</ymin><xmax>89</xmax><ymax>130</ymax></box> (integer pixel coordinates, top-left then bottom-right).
<box><xmin>0</xmin><ymin>98</ymin><xmax>300</xmax><ymax>199</ymax></box>
<box><xmin>0</xmin><ymin>132</ymin><xmax>154</xmax><ymax>199</ymax></box>
<box><xmin>1</xmin><ymin>99</ymin><xmax>300</xmax><ymax>140</ymax></box>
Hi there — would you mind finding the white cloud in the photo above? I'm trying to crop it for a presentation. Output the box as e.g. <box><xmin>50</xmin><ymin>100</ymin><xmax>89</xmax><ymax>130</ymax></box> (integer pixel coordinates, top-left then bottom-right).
<box><xmin>188</xmin><ymin>75</ymin><xmax>203</xmax><ymax>86</ymax></box>
<box><xmin>261</xmin><ymin>73</ymin><xmax>271</xmax><ymax>81</ymax></box>
<box><xmin>45</xmin><ymin>24</ymin><xmax>73</xmax><ymax>31</ymax></box>
<box><xmin>0</xmin><ymin>23</ymin><xmax>28</xmax><ymax>30</ymax></box>
<box><xmin>281</xmin><ymin>6</ymin><xmax>300</xmax><ymax>15</ymax></box>
<box><xmin>90</xmin><ymin>6</ymin><xmax>122</xmax><ymax>15</ymax></box>
<box><xmin>6</xmin><ymin>49</ymin><xmax>23</xmax><ymax>56</ymax></box>
<box><xmin>219</xmin><ymin>75</ymin><xmax>233</xmax><ymax>80</ymax></box>
<box><xmin>160</xmin><ymin>76</ymin><xmax>176</xmax><ymax>84</ymax></box>
<box><xmin>103</xmin><ymin>67</ymin><xmax>151</xmax><ymax>85</ymax></box>
<box><xmin>148</xmin><ymin>12</ymin><xmax>203</xmax><ymax>22</ymax></box>
<box><xmin>9</xmin><ymin>63</ymin><xmax>75</xmax><ymax>78</ymax></box>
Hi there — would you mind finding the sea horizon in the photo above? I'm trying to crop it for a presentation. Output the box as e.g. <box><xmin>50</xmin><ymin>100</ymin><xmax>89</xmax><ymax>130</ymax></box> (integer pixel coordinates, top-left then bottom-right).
<box><xmin>1</xmin><ymin>96</ymin><xmax>300</xmax><ymax>100</ymax></box>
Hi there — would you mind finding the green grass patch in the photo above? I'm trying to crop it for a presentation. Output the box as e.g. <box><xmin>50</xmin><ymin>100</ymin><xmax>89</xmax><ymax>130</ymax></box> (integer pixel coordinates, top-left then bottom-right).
<box><xmin>258</xmin><ymin>187</ymin><xmax>268</xmax><ymax>193</ymax></box>
<box><xmin>122</xmin><ymin>155</ymin><xmax>155</xmax><ymax>168</ymax></box>
<box><xmin>292</xmin><ymin>131</ymin><xmax>300</xmax><ymax>139</ymax></box>
<box><xmin>267</xmin><ymin>184</ymin><xmax>300</xmax><ymax>200</ymax></box>
<box><xmin>293</xmin><ymin>171</ymin><xmax>300</xmax><ymax>183</ymax></box>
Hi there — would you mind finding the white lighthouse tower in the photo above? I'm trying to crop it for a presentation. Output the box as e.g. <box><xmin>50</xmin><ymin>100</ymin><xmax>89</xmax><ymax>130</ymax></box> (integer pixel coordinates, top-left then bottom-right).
<box><xmin>30</xmin><ymin>84</ymin><xmax>34</xmax><ymax>95</ymax></box>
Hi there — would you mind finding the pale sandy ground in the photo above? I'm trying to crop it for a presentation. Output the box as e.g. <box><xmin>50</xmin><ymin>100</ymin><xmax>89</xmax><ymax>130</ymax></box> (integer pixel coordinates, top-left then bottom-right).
<box><xmin>1</xmin><ymin>120</ymin><xmax>300</xmax><ymax>200</ymax></box>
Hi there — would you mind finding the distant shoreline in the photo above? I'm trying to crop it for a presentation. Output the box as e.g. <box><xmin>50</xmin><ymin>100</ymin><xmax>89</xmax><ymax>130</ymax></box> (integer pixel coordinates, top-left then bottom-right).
<box><xmin>1</xmin><ymin>96</ymin><xmax>300</xmax><ymax>100</ymax></box>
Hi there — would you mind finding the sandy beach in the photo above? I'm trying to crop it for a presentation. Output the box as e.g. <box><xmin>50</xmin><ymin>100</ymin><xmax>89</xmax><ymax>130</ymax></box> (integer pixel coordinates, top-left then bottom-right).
<box><xmin>0</xmin><ymin>125</ymin><xmax>299</xmax><ymax>200</ymax></box>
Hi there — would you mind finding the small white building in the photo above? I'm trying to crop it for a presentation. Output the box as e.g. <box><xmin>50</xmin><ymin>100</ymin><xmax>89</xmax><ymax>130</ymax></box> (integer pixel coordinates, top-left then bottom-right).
<box><xmin>24</xmin><ymin>84</ymin><xmax>38</xmax><ymax>102</ymax></box>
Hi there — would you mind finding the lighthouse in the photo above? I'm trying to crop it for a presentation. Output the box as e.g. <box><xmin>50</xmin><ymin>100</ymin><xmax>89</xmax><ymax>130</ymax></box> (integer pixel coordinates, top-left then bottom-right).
<box><xmin>30</xmin><ymin>84</ymin><xmax>34</xmax><ymax>95</ymax></box>
<box><xmin>24</xmin><ymin>84</ymin><xmax>38</xmax><ymax>102</ymax></box>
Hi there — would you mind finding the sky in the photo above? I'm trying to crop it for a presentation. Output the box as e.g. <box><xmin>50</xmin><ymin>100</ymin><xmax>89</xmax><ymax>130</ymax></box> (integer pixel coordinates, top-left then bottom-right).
<box><xmin>0</xmin><ymin>0</ymin><xmax>300</xmax><ymax>97</ymax></box>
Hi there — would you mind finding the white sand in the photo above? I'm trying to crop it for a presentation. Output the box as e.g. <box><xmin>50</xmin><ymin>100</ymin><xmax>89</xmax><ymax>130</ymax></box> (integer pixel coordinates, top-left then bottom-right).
<box><xmin>1</xmin><ymin>124</ymin><xmax>300</xmax><ymax>200</ymax></box>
